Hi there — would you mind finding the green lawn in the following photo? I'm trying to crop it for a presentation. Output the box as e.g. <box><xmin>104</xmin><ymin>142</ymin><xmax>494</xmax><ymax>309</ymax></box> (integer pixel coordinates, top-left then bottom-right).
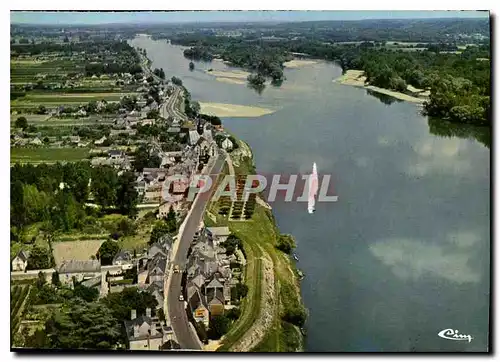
<box><xmin>11</xmin><ymin>147</ymin><xmax>90</xmax><ymax>163</ymax></box>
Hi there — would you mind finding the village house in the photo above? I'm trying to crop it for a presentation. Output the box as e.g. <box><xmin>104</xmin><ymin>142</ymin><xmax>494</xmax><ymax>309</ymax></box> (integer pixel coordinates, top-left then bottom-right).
<box><xmin>144</xmin><ymin>185</ymin><xmax>163</xmax><ymax>204</ymax></box>
<box><xmin>187</xmin><ymin>286</ymin><xmax>210</xmax><ymax>327</ymax></box>
<box><xmin>160</xmin><ymin>151</ymin><xmax>183</xmax><ymax>167</ymax></box>
<box><xmin>146</xmin><ymin>256</ymin><xmax>167</xmax><ymax>284</ymax></box>
<box><xmin>140</xmin><ymin>119</ymin><xmax>155</xmax><ymax>126</ymax></box>
<box><xmin>78</xmin><ymin>141</ymin><xmax>90</xmax><ymax>148</ymax></box>
<box><xmin>146</xmin><ymin>281</ymin><xmax>165</xmax><ymax>308</ymax></box>
<box><xmin>11</xmin><ymin>250</ymin><xmax>29</xmax><ymax>272</ymax></box>
<box><xmin>183</xmin><ymin>227</ymin><xmax>234</xmax><ymax>327</ymax></box>
<box><xmin>94</xmin><ymin>136</ymin><xmax>107</xmax><ymax>146</ymax></box>
<box><xmin>206</xmin><ymin>227</ymin><xmax>231</xmax><ymax>247</ymax></box>
<box><xmin>110</xmin><ymin>129</ymin><xmax>137</xmax><ymax>137</ymax></box>
<box><xmin>188</xmin><ymin>130</ymin><xmax>201</xmax><ymax>146</ymax></box>
<box><xmin>221</xmin><ymin>137</ymin><xmax>233</xmax><ymax>151</ymax></box>
<box><xmin>108</xmin><ymin>149</ymin><xmax>125</xmax><ymax>160</ymax></box>
<box><xmin>124</xmin><ymin>309</ymin><xmax>174</xmax><ymax>350</ymax></box>
<box><xmin>167</xmin><ymin>126</ymin><xmax>181</xmax><ymax>134</ymax></box>
<box><xmin>30</xmin><ymin>137</ymin><xmax>43</xmax><ymax>146</ymax></box>
<box><xmin>68</xmin><ymin>135</ymin><xmax>80</xmax><ymax>144</ymax></box>
<box><xmin>113</xmin><ymin>250</ymin><xmax>132</xmax><ymax>266</ymax></box>
<box><xmin>58</xmin><ymin>260</ymin><xmax>102</xmax><ymax>286</ymax></box>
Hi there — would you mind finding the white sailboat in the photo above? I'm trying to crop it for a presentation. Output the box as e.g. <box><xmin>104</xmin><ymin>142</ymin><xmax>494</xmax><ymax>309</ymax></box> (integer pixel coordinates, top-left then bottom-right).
<box><xmin>307</xmin><ymin>162</ymin><xmax>318</xmax><ymax>214</ymax></box>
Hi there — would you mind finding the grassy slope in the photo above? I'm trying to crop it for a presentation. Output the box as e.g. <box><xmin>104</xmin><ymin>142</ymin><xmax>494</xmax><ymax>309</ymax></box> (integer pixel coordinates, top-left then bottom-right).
<box><xmin>212</xmin><ymin>142</ymin><xmax>304</xmax><ymax>352</ymax></box>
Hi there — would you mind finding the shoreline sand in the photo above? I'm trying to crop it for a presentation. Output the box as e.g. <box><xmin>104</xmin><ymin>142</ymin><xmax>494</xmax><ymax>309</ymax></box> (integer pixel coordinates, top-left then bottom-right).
<box><xmin>199</xmin><ymin>102</ymin><xmax>277</xmax><ymax>118</ymax></box>
<box><xmin>215</xmin><ymin>77</ymin><xmax>247</xmax><ymax>85</ymax></box>
<box><xmin>334</xmin><ymin>69</ymin><xmax>430</xmax><ymax>104</ymax></box>
<box><xmin>205</xmin><ymin>69</ymin><xmax>251</xmax><ymax>80</ymax></box>
<box><xmin>283</xmin><ymin>59</ymin><xmax>319</xmax><ymax>68</ymax></box>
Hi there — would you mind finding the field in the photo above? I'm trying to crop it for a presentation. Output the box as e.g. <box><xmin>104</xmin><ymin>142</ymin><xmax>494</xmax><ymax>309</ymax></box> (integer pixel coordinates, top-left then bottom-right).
<box><xmin>11</xmin><ymin>285</ymin><xmax>31</xmax><ymax>334</ymax></box>
<box><xmin>10</xmin><ymin>114</ymin><xmax>51</xmax><ymax>123</ymax></box>
<box><xmin>10</xmin><ymin>59</ymin><xmax>85</xmax><ymax>83</ymax></box>
<box><xmin>12</xmin><ymin>92</ymin><xmax>136</xmax><ymax>108</ymax></box>
<box><xmin>11</xmin><ymin>147</ymin><xmax>90</xmax><ymax>163</ymax></box>
<box><xmin>52</xmin><ymin>239</ymin><xmax>105</xmax><ymax>265</ymax></box>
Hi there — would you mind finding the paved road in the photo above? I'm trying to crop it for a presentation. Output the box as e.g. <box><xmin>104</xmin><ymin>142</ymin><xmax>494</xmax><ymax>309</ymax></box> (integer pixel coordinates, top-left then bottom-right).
<box><xmin>161</xmin><ymin>86</ymin><xmax>188</xmax><ymax>122</ymax></box>
<box><xmin>161</xmin><ymin>87</ymin><xmax>181</xmax><ymax>120</ymax></box>
<box><xmin>167</xmin><ymin>153</ymin><xmax>225</xmax><ymax>349</ymax></box>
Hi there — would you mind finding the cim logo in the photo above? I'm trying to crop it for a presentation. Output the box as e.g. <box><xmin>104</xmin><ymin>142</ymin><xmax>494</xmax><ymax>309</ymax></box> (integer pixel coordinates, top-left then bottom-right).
<box><xmin>438</xmin><ymin>328</ymin><xmax>473</xmax><ymax>343</ymax></box>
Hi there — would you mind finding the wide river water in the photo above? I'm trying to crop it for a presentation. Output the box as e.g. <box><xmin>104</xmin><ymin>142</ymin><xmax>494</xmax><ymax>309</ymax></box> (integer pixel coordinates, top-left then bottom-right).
<box><xmin>130</xmin><ymin>36</ymin><xmax>490</xmax><ymax>352</ymax></box>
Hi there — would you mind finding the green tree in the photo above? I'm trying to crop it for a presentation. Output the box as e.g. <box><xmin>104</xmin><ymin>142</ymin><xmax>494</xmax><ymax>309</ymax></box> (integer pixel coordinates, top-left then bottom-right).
<box><xmin>63</xmin><ymin>162</ymin><xmax>91</xmax><ymax>203</ymax></box>
<box><xmin>282</xmin><ymin>306</ymin><xmax>307</xmax><ymax>327</ymax></box>
<box><xmin>98</xmin><ymin>239</ymin><xmax>119</xmax><ymax>266</ymax></box>
<box><xmin>73</xmin><ymin>284</ymin><xmax>99</xmax><ymax>302</ymax></box>
<box><xmin>22</xmin><ymin>184</ymin><xmax>51</xmax><ymax>224</ymax></box>
<box><xmin>207</xmin><ymin>315</ymin><xmax>231</xmax><ymax>340</ymax></box>
<box><xmin>91</xmin><ymin>166</ymin><xmax>118</xmax><ymax>209</ymax></box>
<box><xmin>27</xmin><ymin>246</ymin><xmax>52</xmax><ymax>270</ymax></box>
<box><xmin>15</xmin><ymin>116</ymin><xmax>28</xmax><ymax>129</ymax></box>
<box><xmin>51</xmin><ymin>271</ymin><xmax>60</xmax><ymax>286</ymax></box>
<box><xmin>133</xmin><ymin>145</ymin><xmax>161</xmax><ymax>172</ymax></box>
<box><xmin>276</xmin><ymin>234</ymin><xmax>296</xmax><ymax>254</ymax></box>
<box><xmin>149</xmin><ymin>220</ymin><xmax>171</xmax><ymax>245</ymax></box>
<box><xmin>116</xmin><ymin>172</ymin><xmax>138</xmax><ymax>217</ymax></box>
<box><xmin>36</xmin><ymin>271</ymin><xmax>46</xmax><ymax>288</ymax></box>
<box><xmin>190</xmin><ymin>101</ymin><xmax>201</xmax><ymax>115</ymax></box>
<box><xmin>36</xmin><ymin>105</ymin><xmax>47</xmax><ymax>115</ymax></box>
<box><xmin>146</xmin><ymin>109</ymin><xmax>160</xmax><ymax>119</ymax></box>
<box><xmin>171</xmin><ymin>76</ymin><xmax>183</xmax><ymax>86</ymax></box>
<box><xmin>11</xmin><ymin>180</ymin><xmax>25</xmax><ymax>227</ymax></box>
<box><xmin>102</xmin><ymin>287</ymin><xmax>158</xmax><ymax>321</ymax></box>
<box><xmin>234</xmin><ymin>283</ymin><xmax>248</xmax><ymax>300</ymax></box>
<box><xmin>51</xmin><ymin>191</ymin><xmax>84</xmax><ymax>231</ymax></box>
<box><xmin>226</xmin><ymin>307</ymin><xmax>241</xmax><ymax>320</ymax></box>
<box><xmin>165</xmin><ymin>207</ymin><xmax>177</xmax><ymax>233</ymax></box>
<box><xmin>45</xmin><ymin>300</ymin><xmax>122</xmax><ymax>349</ymax></box>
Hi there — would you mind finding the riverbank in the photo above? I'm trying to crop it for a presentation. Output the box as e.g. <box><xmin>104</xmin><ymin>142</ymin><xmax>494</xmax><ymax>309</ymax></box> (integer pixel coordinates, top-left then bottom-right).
<box><xmin>283</xmin><ymin>59</ymin><xmax>318</xmax><ymax>68</ymax></box>
<box><xmin>204</xmin><ymin>138</ymin><xmax>305</xmax><ymax>352</ymax></box>
<box><xmin>199</xmin><ymin>102</ymin><xmax>277</xmax><ymax>118</ymax></box>
<box><xmin>335</xmin><ymin>69</ymin><xmax>430</xmax><ymax>104</ymax></box>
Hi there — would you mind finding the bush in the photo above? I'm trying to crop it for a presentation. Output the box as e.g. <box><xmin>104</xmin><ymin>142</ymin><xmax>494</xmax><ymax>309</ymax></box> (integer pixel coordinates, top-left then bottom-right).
<box><xmin>232</xmin><ymin>283</ymin><xmax>248</xmax><ymax>301</ymax></box>
<box><xmin>15</xmin><ymin>116</ymin><xmax>28</xmax><ymax>129</ymax></box>
<box><xmin>207</xmin><ymin>315</ymin><xmax>230</xmax><ymax>340</ymax></box>
<box><xmin>282</xmin><ymin>306</ymin><xmax>307</xmax><ymax>327</ymax></box>
<box><xmin>226</xmin><ymin>307</ymin><xmax>241</xmax><ymax>321</ymax></box>
<box><xmin>276</xmin><ymin>234</ymin><xmax>296</xmax><ymax>255</ymax></box>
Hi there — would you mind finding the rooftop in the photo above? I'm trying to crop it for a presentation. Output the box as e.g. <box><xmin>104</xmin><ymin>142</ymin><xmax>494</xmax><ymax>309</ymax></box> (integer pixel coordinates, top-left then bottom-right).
<box><xmin>58</xmin><ymin>260</ymin><xmax>101</xmax><ymax>273</ymax></box>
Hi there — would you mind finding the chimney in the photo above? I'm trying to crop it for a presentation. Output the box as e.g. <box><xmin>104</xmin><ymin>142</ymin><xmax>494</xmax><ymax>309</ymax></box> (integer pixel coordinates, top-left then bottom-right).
<box><xmin>131</xmin><ymin>309</ymin><xmax>137</xmax><ymax>320</ymax></box>
<box><xmin>146</xmin><ymin>307</ymin><xmax>151</xmax><ymax>318</ymax></box>
<box><xmin>133</xmin><ymin>325</ymin><xmax>140</xmax><ymax>338</ymax></box>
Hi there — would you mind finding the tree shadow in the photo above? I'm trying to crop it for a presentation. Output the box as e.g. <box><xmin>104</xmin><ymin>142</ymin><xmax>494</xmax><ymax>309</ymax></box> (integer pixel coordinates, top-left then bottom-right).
<box><xmin>428</xmin><ymin>117</ymin><xmax>490</xmax><ymax>149</ymax></box>
<box><xmin>366</xmin><ymin>89</ymin><xmax>403</xmax><ymax>106</ymax></box>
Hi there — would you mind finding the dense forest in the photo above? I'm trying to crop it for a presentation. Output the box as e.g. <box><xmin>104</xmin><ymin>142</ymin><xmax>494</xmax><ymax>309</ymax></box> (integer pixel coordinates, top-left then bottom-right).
<box><xmin>10</xmin><ymin>162</ymin><xmax>138</xmax><ymax>239</ymax></box>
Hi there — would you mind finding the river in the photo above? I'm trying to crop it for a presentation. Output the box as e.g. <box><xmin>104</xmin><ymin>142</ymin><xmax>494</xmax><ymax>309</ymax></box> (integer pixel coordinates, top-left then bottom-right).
<box><xmin>130</xmin><ymin>36</ymin><xmax>491</xmax><ymax>352</ymax></box>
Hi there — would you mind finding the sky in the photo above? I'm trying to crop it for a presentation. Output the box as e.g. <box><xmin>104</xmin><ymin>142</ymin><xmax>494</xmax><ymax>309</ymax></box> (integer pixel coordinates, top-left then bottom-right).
<box><xmin>10</xmin><ymin>10</ymin><xmax>489</xmax><ymax>25</ymax></box>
